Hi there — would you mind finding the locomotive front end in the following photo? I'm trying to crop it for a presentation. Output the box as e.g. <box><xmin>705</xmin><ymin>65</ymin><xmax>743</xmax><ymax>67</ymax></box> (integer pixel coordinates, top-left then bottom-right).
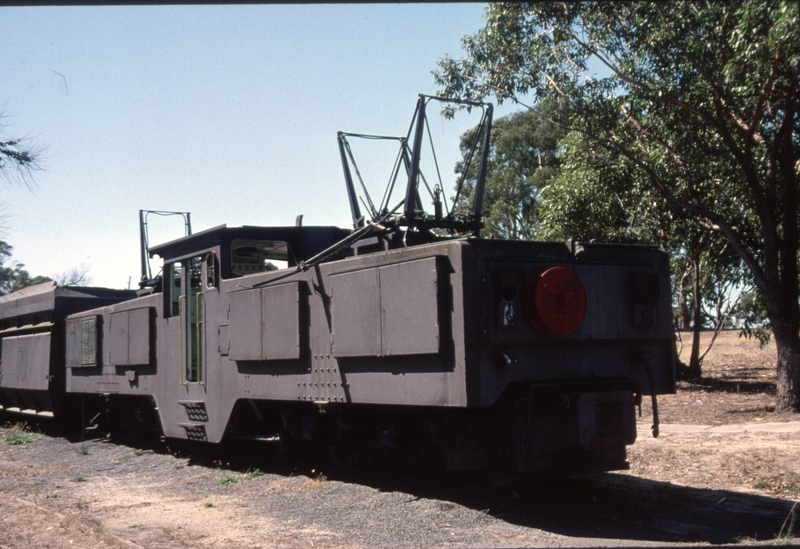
<box><xmin>452</xmin><ymin>238</ymin><xmax>675</xmax><ymax>474</ymax></box>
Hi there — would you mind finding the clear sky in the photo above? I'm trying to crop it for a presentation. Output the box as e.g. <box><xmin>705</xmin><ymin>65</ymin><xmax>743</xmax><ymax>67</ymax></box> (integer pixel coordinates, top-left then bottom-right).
<box><xmin>1</xmin><ymin>4</ymin><xmax>517</xmax><ymax>289</ymax></box>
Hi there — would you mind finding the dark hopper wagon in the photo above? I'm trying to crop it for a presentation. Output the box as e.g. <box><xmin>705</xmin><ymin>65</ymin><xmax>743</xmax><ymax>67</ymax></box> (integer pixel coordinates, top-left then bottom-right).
<box><xmin>0</xmin><ymin>96</ymin><xmax>675</xmax><ymax>475</ymax></box>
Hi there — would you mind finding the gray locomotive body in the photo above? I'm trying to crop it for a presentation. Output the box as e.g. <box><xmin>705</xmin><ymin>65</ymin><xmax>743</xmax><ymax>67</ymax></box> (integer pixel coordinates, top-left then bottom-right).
<box><xmin>9</xmin><ymin>226</ymin><xmax>671</xmax><ymax>474</ymax></box>
<box><xmin>0</xmin><ymin>96</ymin><xmax>676</xmax><ymax>475</ymax></box>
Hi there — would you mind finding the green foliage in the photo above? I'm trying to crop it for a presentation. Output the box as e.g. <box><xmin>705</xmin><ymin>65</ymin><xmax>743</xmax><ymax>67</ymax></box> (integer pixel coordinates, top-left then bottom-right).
<box><xmin>454</xmin><ymin>104</ymin><xmax>566</xmax><ymax>239</ymax></box>
<box><xmin>2</xmin><ymin>432</ymin><xmax>38</xmax><ymax>445</ymax></box>
<box><xmin>537</xmin><ymin>132</ymin><xmax>672</xmax><ymax>245</ymax></box>
<box><xmin>437</xmin><ymin>1</ymin><xmax>799</xmax><ymax>406</ymax></box>
<box><xmin>734</xmin><ymin>287</ymin><xmax>773</xmax><ymax>348</ymax></box>
<box><xmin>1</xmin><ymin>423</ymin><xmax>39</xmax><ymax>445</ymax></box>
<box><xmin>0</xmin><ymin>240</ymin><xmax>51</xmax><ymax>296</ymax></box>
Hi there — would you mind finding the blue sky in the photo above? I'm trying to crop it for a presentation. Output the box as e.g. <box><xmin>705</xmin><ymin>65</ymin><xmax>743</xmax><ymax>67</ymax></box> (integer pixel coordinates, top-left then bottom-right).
<box><xmin>1</xmin><ymin>4</ymin><xmax>517</xmax><ymax>288</ymax></box>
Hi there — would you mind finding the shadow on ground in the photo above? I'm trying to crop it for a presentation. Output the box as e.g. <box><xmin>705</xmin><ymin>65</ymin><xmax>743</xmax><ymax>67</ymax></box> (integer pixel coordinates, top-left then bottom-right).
<box><xmin>171</xmin><ymin>436</ymin><xmax>796</xmax><ymax>546</ymax></box>
<box><xmin>13</xmin><ymin>415</ymin><xmax>796</xmax><ymax>546</ymax></box>
<box><xmin>492</xmin><ymin>474</ymin><xmax>792</xmax><ymax>544</ymax></box>
<box><xmin>325</xmin><ymin>469</ymin><xmax>795</xmax><ymax>545</ymax></box>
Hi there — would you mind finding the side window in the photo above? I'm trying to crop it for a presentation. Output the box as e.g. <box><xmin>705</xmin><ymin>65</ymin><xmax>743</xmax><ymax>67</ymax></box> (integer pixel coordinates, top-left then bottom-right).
<box><xmin>189</xmin><ymin>256</ymin><xmax>203</xmax><ymax>291</ymax></box>
<box><xmin>206</xmin><ymin>253</ymin><xmax>216</xmax><ymax>289</ymax></box>
<box><xmin>165</xmin><ymin>262</ymin><xmax>182</xmax><ymax>318</ymax></box>
<box><xmin>230</xmin><ymin>239</ymin><xmax>289</xmax><ymax>276</ymax></box>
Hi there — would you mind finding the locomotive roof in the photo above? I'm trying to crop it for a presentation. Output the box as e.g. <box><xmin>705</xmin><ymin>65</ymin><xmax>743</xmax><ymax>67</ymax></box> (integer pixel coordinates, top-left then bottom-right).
<box><xmin>148</xmin><ymin>224</ymin><xmax>351</xmax><ymax>263</ymax></box>
<box><xmin>0</xmin><ymin>281</ymin><xmax>137</xmax><ymax>328</ymax></box>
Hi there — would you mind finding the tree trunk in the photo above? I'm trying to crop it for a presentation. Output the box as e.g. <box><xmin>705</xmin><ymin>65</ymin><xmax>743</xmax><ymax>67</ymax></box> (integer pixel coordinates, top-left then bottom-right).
<box><xmin>688</xmin><ymin>260</ymin><xmax>702</xmax><ymax>379</ymax></box>
<box><xmin>773</xmin><ymin>326</ymin><xmax>800</xmax><ymax>412</ymax></box>
<box><xmin>679</xmin><ymin>284</ymin><xmax>692</xmax><ymax>330</ymax></box>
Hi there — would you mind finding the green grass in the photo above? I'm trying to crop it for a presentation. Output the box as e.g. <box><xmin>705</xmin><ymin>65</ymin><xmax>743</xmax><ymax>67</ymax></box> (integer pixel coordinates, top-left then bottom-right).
<box><xmin>218</xmin><ymin>473</ymin><xmax>238</xmax><ymax>486</ymax></box>
<box><xmin>2</xmin><ymin>433</ymin><xmax>38</xmax><ymax>445</ymax></box>
<box><xmin>244</xmin><ymin>468</ymin><xmax>265</xmax><ymax>480</ymax></box>
<box><xmin>1</xmin><ymin>423</ymin><xmax>39</xmax><ymax>445</ymax></box>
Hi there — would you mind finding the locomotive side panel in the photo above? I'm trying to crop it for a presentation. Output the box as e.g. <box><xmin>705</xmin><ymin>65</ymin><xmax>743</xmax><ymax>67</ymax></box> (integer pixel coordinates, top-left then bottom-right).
<box><xmin>0</xmin><ymin>332</ymin><xmax>52</xmax><ymax>391</ymax></box>
<box><xmin>223</xmin><ymin>243</ymin><xmax>468</xmax><ymax>409</ymax></box>
<box><xmin>318</xmin><ymin>244</ymin><xmax>468</xmax><ymax>407</ymax></box>
<box><xmin>66</xmin><ymin>296</ymin><xmax>161</xmax><ymax>396</ymax></box>
<box><xmin>330</xmin><ymin>257</ymin><xmax>440</xmax><ymax>358</ymax></box>
<box><xmin>330</xmin><ymin>267</ymin><xmax>381</xmax><ymax>357</ymax></box>
<box><xmin>1</xmin><ymin>283</ymin><xmax>137</xmax><ymax>416</ymax></box>
<box><xmin>109</xmin><ymin>308</ymin><xmax>151</xmax><ymax>367</ymax></box>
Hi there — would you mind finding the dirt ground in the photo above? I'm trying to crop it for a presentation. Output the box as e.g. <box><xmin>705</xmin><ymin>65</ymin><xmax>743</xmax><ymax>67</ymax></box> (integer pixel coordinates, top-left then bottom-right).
<box><xmin>628</xmin><ymin>331</ymin><xmax>799</xmax><ymax>501</ymax></box>
<box><xmin>1</xmin><ymin>330</ymin><xmax>798</xmax><ymax>548</ymax></box>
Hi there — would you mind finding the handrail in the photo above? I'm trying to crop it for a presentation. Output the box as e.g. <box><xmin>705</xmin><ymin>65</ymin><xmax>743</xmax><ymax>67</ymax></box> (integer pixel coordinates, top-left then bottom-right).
<box><xmin>195</xmin><ymin>291</ymin><xmax>205</xmax><ymax>385</ymax></box>
<box><xmin>178</xmin><ymin>295</ymin><xmax>186</xmax><ymax>386</ymax></box>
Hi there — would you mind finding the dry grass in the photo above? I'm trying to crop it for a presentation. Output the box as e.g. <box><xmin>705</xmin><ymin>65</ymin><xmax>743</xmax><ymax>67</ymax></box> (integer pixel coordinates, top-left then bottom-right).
<box><xmin>662</xmin><ymin>330</ymin><xmax>790</xmax><ymax>425</ymax></box>
<box><xmin>627</xmin><ymin>330</ymin><xmax>800</xmax><ymax>500</ymax></box>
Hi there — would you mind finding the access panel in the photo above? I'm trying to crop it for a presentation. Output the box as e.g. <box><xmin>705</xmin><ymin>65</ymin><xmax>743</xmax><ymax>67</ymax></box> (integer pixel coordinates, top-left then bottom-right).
<box><xmin>331</xmin><ymin>256</ymin><xmax>440</xmax><ymax>357</ymax></box>
<box><xmin>228</xmin><ymin>282</ymin><xmax>301</xmax><ymax>361</ymax></box>
<box><xmin>0</xmin><ymin>332</ymin><xmax>52</xmax><ymax>391</ymax></box>
<box><xmin>108</xmin><ymin>308</ymin><xmax>151</xmax><ymax>366</ymax></box>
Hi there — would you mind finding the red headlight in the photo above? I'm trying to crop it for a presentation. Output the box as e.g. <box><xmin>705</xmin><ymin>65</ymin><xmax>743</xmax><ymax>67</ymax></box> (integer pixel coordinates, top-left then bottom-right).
<box><xmin>524</xmin><ymin>267</ymin><xmax>587</xmax><ymax>334</ymax></box>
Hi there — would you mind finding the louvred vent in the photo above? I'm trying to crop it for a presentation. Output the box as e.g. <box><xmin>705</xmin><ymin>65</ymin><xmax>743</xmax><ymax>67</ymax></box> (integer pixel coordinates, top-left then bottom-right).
<box><xmin>524</xmin><ymin>267</ymin><xmax>587</xmax><ymax>334</ymax></box>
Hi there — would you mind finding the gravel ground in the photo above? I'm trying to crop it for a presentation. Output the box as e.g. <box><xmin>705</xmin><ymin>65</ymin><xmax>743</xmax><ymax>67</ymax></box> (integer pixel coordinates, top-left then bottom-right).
<box><xmin>1</xmin><ymin>331</ymin><xmax>798</xmax><ymax>548</ymax></box>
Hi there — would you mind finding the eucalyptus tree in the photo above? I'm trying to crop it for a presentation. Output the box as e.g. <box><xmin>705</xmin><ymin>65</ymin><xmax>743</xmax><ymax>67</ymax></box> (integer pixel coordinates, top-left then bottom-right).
<box><xmin>453</xmin><ymin>105</ymin><xmax>565</xmax><ymax>239</ymax></box>
<box><xmin>435</xmin><ymin>2</ymin><xmax>800</xmax><ymax>410</ymax></box>
<box><xmin>0</xmin><ymin>241</ymin><xmax>50</xmax><ymax>296</ymax></box>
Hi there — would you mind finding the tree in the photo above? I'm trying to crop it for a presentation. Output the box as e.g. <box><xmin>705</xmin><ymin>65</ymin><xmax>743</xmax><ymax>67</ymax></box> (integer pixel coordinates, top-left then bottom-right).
<box><xmin>0</xmin><ymin>241</ymin><xmax>50</xmax><ymax>296</ymax></box>
<box><xmin>435</xmin><ymin>2</ymin><xmax>800</xmax><ymax>410</ymax></box>
<box><xmin>671</xmin><ymin>230</ymin><xmax>752</xmax><ymax>378</ymax></box>
<box><xmin>0</xmin><ymin>111</ymin><xmax>44</xmax><ymax>189</ymax></box>
<box><xmin>536</xmin><ymin>132</ymin><xmax>670</xmax><ymax>245</ymax></box>
<box><xmin>732</xmin><ymin>287</ymin><xmax>771</xmax><ymax>346</ymax></box>
<box><xmin>453</xmin><ymin>105</ymin><xmax>565</xmax><ymax>239</ymax></box>
<box><xmin>54</xmin><ymin>264</ymin><xmax>93</xmax><ymax>287</ymax></box>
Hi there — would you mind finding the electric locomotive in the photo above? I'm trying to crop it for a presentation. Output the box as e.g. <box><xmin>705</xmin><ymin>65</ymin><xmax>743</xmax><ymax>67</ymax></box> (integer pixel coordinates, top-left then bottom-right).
<box><xmin>0</xmin><ymin>95</ymin><xmax>675</xmax><ymax>475</ymax></box>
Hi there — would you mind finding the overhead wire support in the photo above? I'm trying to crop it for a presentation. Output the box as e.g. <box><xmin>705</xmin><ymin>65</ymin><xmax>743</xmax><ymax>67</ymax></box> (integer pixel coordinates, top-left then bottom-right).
<box><xmin>139</xmin><ymin>209</ymin><xmax>192</xmax><ymax>283</ymax></box>
<box><xmin>423</xmin><ymin>112</ymin><xmax>448</xmax><ymax>216</ymax></box>
<box><xmin>379</xmin><ymin>137</ymin><xmax>407</xmax><ymax>217</ymax></box>
<box><xmin>451</xmin><ymin>114</ymin><xmax>485</xmax><ymax>211</ymax></box>
<box><xmin>338</xmin><ymin>132</ymin><xmax>410</xmax><ymax>226</ymax></box>
<box><xmin>341</xmin><ymin>136</ymin><xmax>379</xmax><ymax>220</ymax></box>
<box><xmin>338</xmin><ymin>93</ymin><xmax>494</xmax><ymax>241</ymax></box>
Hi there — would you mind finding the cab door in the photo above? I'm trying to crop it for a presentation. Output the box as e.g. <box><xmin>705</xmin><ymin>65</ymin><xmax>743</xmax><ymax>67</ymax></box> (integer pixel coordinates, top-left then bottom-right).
<box><xmin>166</xmin><ymin>255</ymin><xmax>210</xmax><ymax>385</ymax></box>
<box><xmin>183</xmin><ymin>256</ymin><xmax>204</xmax><ymax>384</ymax></box>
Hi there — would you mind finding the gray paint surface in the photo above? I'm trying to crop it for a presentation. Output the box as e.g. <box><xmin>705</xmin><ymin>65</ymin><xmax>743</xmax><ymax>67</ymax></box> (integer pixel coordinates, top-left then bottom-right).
<box><xmin>53</xmin><ymin>229</ymin><xmax>673</xmax><ymax>445</ymax></box>
<box><xmin>0</xmin><ymin>226</ymin><xmax>675</xmax><ymax>471</ymax></box>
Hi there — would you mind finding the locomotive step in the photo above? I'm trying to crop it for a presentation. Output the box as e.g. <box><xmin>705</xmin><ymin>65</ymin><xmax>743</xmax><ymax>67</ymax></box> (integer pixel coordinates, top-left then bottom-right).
<box><xmin>178</xmin><ymin>401</ymin><xmax>209</xmax><ymax>422</ymax></box>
